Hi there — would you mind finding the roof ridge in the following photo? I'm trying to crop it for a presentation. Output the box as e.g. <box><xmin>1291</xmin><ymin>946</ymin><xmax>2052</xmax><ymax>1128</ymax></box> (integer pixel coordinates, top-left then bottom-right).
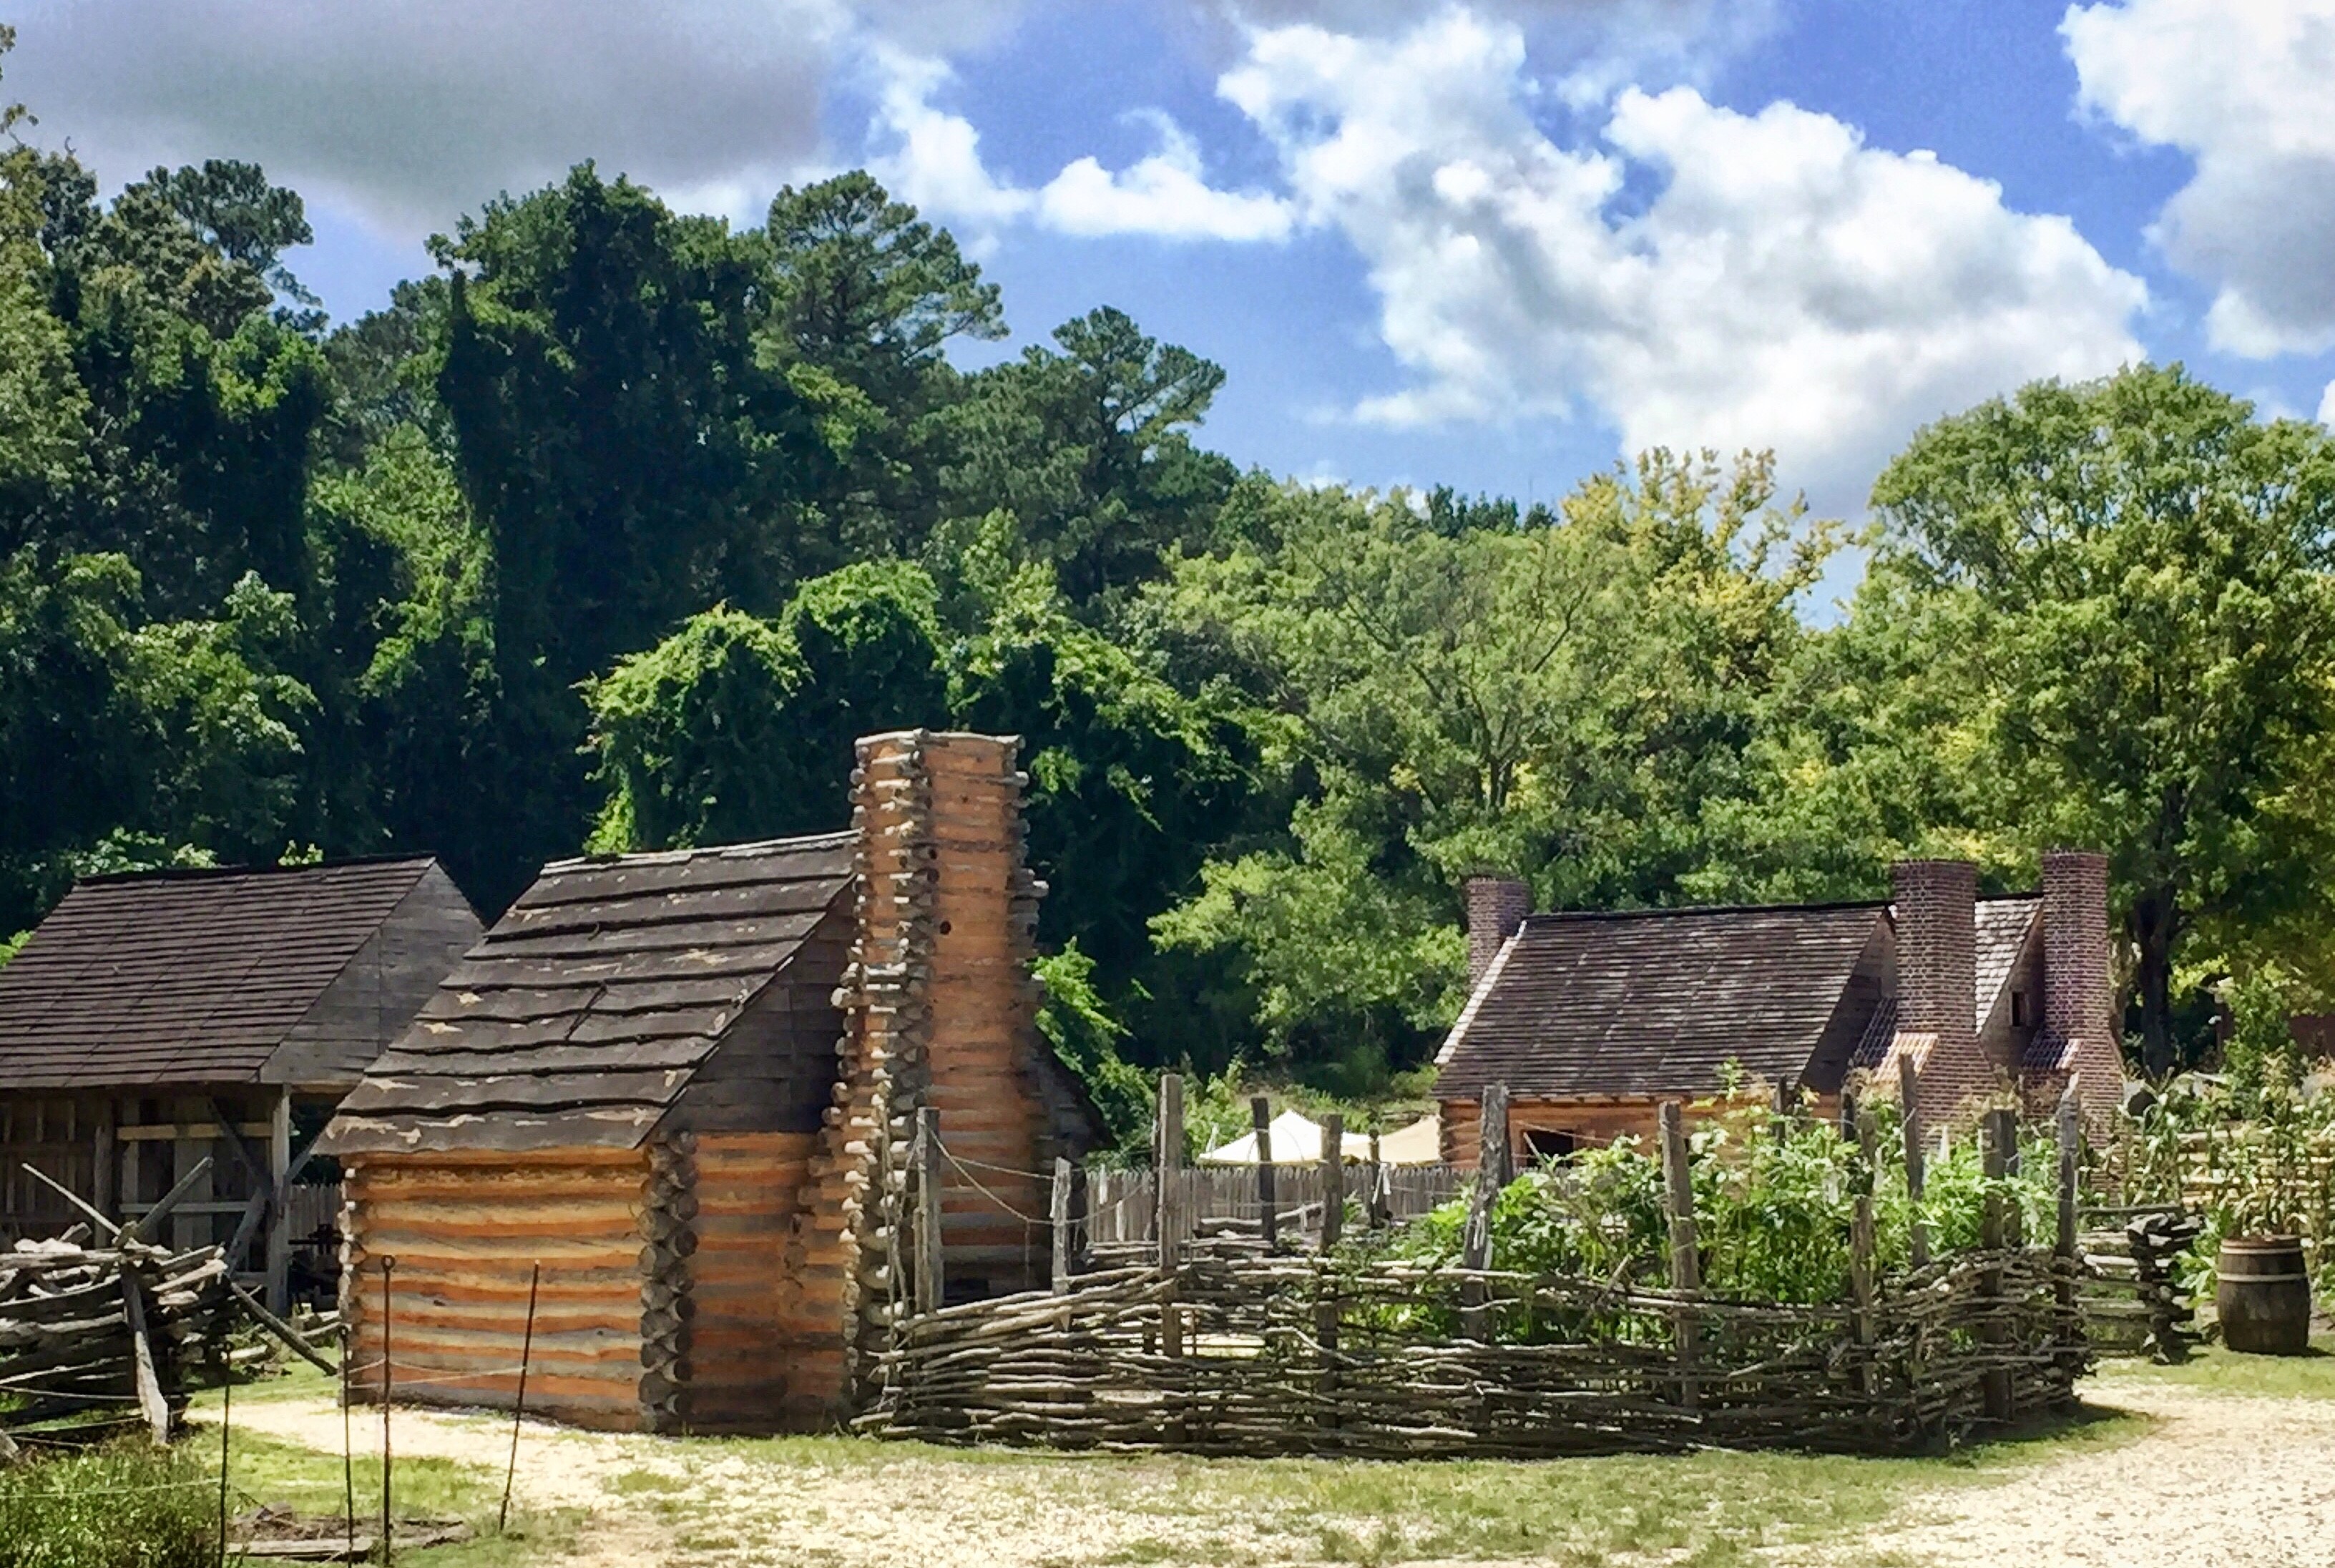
<box><xmin>1525</xmin><ymin>899</ymin><xmax>1888</xmax><ymax>923</ymax></box>
<box><xmin>539</xmin><ymin>830</ymin><xmax>857</xmax><ymax>874</ymax></box>
<box><xmin>76</xmin><ymin>854</ymin><xmax>437</xmax><ymax>886</ymax></box>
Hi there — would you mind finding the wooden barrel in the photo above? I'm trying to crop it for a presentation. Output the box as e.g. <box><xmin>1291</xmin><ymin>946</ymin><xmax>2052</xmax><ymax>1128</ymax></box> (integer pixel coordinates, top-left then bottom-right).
<box><xmin>2217</xmin><ymin>1236</ymin><xmax>2312</xmax><ymax>1356</ymax></box>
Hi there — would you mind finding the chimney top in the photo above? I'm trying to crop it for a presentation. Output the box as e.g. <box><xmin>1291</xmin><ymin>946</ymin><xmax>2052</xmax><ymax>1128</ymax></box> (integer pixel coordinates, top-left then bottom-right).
<box><xmin>1464</xmin><ymin>875</ymin><xmax>1531</xmax><ymax>993</ymax></box>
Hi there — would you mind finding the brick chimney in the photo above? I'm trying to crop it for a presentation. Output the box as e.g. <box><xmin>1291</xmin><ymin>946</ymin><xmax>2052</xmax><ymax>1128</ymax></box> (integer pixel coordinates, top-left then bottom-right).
<box><xmin>1464</xmin><ymin>874</ymin><xmax>1530</xmax><ymax>991</ymax></box>
<box><xmin>2040</xmin><ymin>848</ymin><xmax>2120</xmax><ymax>1122</ymax></box>
<box><xmin>1891</xmin><ymin>858</ymin><xmax>1982</xmax><ymax>1122</ymax></box>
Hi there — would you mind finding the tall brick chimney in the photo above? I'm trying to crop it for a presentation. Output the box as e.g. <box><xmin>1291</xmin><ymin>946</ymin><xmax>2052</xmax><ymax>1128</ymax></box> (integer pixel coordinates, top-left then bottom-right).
<box><xmin>1891</xmin><ymin>858</ymin><xmax>1981</xmax><ymax>1122</ymax></box>
<box><xmin>2040</xmin><ymin>848</ymin><xmax>2121</xmax><ymax>1122</ymax></box>
<box><xmin>1464</xmin><ymin>874</ymin><xmax>1530</xmax><ymax>991</ymax></box>
<box><xmin>2041</xmin><ymin>850</ymin><xmax>2112</xmax><ymax>1054</ymax></box>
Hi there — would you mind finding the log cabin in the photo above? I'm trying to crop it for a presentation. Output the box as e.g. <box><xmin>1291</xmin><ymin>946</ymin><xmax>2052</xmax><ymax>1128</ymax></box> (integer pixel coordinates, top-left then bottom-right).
<box><xmin>1434</xmin><ymin>852</ymin><xmax>2125</xmax><ymax>1168</ymax></box>
<box><xmin>318</xmin><ymin>730</ymin><xmax>1103</xmax><ymax>1434</ymax></box>
<box><xmin>0</xmin><ymin>857</ymin><xmax>481</xmax><ymax>1309</ymax></box>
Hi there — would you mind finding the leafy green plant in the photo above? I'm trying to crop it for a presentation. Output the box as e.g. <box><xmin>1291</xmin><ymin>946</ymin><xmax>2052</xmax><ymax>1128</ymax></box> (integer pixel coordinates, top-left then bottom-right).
<box><xmin>0</xmin><ymin>1439</ymin><xmax>215</xmax><ymax>1568</ymax></box>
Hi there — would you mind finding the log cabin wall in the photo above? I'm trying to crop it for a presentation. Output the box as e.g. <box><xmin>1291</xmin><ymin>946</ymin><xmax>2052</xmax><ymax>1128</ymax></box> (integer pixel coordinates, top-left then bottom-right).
<box><xmin>341</xmin><ymin>1147</ymin><xmax>651</xmax><ymax>1430</ymax></box>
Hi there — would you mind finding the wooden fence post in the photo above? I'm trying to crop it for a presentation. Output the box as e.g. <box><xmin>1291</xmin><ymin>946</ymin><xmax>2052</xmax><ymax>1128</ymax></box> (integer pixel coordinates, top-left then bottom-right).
<box><xmin>1251</xmin><ymin>1096</ymin><xmax>1276</xmax><ymax>1248</ymax></box>
<box><xmin>2055</xmin><ymin>1078</ymin><xmax>2081</xmax><ymax>1381</ymax></box>
<box><xmin>1851</xmin><ymin>1104</ymin><xmax>1879</xmax><ymax>1397</ymax></box>
<box><xmin>1659</xmin><ymin>1100</ymin><xmax>1700</xmax><ymax>1408</ymax></box>
<box><xmin>1898</xmin><ymin>1053</ymin><xmax>1929</xmax><ymax>1271</ymax></box>
<box><xmin>1980</xmin><ymin>1108</ymin><xmax>2013</xmax><ymax>1422</ymax></box>
<box><xmin>1155</xmin><ymin>1074</ymin><xmax>1184</xmax><ymax>1363</ymax></box>
<box><xmin>1319</xmin><ymin>1114</ymin><xmax>1345</xmax><ymax>1251</ymax></box>
<box><xmin>1366</xmin><ymin>1130</ymin><xmax>1385</xmax><ymax>1230</ymax></box>
<box><xmin>914</xmin><ymin>1107</ymin><xmax>944</xmax><ymax>1318</ymax></box>
<box><xmin>1461</xmin><ymin>1085</ymin><xmax>1508</xmax><ymax>1339</ymax></box>
<box><xmin>1050</xmin><ymin>1157</ymin><xmax>1073</xmax><ymax>1296</ymax></box>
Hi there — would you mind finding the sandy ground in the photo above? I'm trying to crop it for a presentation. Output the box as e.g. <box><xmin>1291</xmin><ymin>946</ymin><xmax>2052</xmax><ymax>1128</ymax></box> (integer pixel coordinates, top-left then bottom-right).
<box><xmin>230</xmin><ymin>1373</ymin><xmax>2335</xmax><ymax>1568</ymax></box>
<box><xmin>1819</xmin><ymin>1373</ymin><xmax>2335</xmax><ymax>1568</ymax></box>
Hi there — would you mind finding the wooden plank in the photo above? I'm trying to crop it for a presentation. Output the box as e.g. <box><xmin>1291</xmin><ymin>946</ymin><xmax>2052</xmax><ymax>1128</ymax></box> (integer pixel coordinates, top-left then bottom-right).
<box><xmin>1320</xmin><ymin>1114</ymin><xmax>1345</xmax><ymax>1250</ymax></box>
<box><xmin>336</xmin><ymin>1070</ymin><xmax>690</xmax><ymax>1116</ymax></box>
<box><xmin>120</xmin><ymin>1269</ymin><xmax>170</xmax><ymax>1444</ymax></box>
<box><xmin>1155</xmin><ymin>1074</ymin><xmax>1184</xmax><ymax>1273</ymax></box>
<box><xmin>116</xmin><ymin>1123</ymin><xmax>273</xmax><ymax>1143</ymax></box>
<box><xmin>320</xmin><ymin>1107</ymin><xmax>662</xmax><ymax>1156</ymax></box>
<box><xmin>1251</xmin><ymin>1097</ymin><xmax>1276</xmax><ymax>1249</ymax></box>
<box><xmin>1049</xmin><ymin>1158</ymin><xmax>1072</xmax><ymax>1298</ymax></box>
<box><xmin>1897</xmin><ymin>1052</ymin><xmax>1928</xmax><ymax>1270</ymax></box>
<box><xmin>519</xmin><ymin>842</ymin><xmax>853</xmax><ymax>908</ymax></box>
<box><xmin>914</xmin><ymin>1107</ymin><xmax>944</xmax><ymax>1316</ymax></box>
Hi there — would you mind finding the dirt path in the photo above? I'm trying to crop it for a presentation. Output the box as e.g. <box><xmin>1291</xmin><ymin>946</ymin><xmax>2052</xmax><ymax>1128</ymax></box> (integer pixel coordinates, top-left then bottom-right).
<box><xmin>232</xmin><ymin>1374</ymin><xmax>2335</xmax><ymax>1568</ymax></box>
<box><xmin>1818</xmin><ymin>1374</ymin><xmax>2335</xmax><ymax>1568</ymax></box>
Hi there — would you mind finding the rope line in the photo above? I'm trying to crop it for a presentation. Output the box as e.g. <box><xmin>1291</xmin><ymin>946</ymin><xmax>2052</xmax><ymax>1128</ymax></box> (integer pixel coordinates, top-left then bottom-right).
<box><xmin>935</xmin><ymin>1145</ymin><xmax>1055</xmax><ymax>1228</ymax></box>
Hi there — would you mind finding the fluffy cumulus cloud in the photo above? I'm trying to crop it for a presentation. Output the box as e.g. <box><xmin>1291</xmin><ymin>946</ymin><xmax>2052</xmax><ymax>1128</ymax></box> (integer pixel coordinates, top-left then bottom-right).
<box><xmin>1220</xmin><ymin>11</ymin><xmax>2145</xmax><ymax>503</ymax></box>
<box><xmin>2065</xmin><ymin>0</ymin><xmax>2335</xmax><ymax>357</ymax></box>
<box><xmin>1</xmin><ymin>0</ymin><xmax>1033</xmax><ymax>234</ymax></box>
<box><xmin>868</xmin><ymin>49</ymin><xmax>1292</xmax><ymax>245</ymax></box>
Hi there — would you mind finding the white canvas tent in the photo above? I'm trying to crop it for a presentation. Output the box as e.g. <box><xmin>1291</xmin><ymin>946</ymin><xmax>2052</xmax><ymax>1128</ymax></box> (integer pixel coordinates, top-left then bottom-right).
<box><xmin>1199</xmin><ymin>1109</ymin><xmax>1441</xmax><ymax>1166</ymax></box>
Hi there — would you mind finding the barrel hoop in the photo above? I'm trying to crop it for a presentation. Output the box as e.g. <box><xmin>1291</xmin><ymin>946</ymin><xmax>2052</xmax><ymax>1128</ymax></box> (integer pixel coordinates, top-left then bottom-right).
<box><xmin>2223</xmin><ymin>1272</ymin><xmax>2311</xmax><ymax>1285</ymax></box>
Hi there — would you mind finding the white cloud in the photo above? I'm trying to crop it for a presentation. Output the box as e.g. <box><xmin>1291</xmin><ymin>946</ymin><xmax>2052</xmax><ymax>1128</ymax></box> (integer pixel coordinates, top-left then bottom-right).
<box><xmin>868</xmin><ymin>50</ymin><xmax>1293</xmax><ymax>245</ymax></box>
<box><xmin>2065</xmin><ymin>0</ymin><xmax>2335</xmax><ymax>357</ymax></box>
<box><xmin>1038</xmin><ymin>114</ymin><xmax>1293</xmax><ymax>241</ymax></box>
<box><xmin>1220</xmin><ymin>11</ymin><xmax>2146</xmax><ymax>506</ymax></box>
<box><xmin>2319</xmin><ymin>379</ymin><xmax>2335</xmax><ymax>429</ymax></box>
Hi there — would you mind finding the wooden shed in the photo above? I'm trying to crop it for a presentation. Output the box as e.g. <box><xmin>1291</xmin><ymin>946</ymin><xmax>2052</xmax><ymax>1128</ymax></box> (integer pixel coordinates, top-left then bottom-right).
<box><xmin>0</xmin><ymin>858</ymin><xmax>481</xmax><ymax>1308</ymax></box>
<box><xmin>318</xmin><ymin>730</ymin><xmax>1102</xmax><ymax>1434</ymax></box>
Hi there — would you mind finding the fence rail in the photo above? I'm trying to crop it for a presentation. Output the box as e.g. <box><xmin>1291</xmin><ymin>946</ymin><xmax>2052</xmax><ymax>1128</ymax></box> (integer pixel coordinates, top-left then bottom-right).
<box><xmin>1081</xmin><ymin>1164</ymin><xmax>1459</xmax><ymax>1247</ymax></box>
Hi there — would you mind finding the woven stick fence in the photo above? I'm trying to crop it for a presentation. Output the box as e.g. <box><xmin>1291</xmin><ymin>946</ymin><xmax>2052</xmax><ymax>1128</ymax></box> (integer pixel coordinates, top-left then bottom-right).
<box><xmin>858</xmin><ymin>1243</ymin><xmax>2085</xmax><ymax>1456</ymax></box>
<box><xmin>862</xmin><ymin>1081</ymin><xmax>2090</xmax><ymax>1457</ymax></box>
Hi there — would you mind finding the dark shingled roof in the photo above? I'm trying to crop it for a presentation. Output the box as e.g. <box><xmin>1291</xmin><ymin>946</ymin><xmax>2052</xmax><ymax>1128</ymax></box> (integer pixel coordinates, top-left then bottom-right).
<box><xmin>320</xmin><ymin>833</ymin><xmax>855</xmax><ymax>1156</ymax></box>
<box><xmin>0</xmin><ymin>858</ymin><xmax>443</xmax><ymax>1090</ymax></box>
<box><xmin>1435</xmin><ymin>902</ymin><xmax>1889</xmax><ymax>1099</ymax></box>
<box><xmin>1976</xmin><ymin>896</ymin><xmax>2041</xmax><ymax>1024</ymax></box>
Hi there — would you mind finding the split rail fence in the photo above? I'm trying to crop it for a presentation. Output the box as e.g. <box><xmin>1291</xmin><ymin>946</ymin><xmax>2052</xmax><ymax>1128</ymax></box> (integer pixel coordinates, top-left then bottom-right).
<box><xmin>864</xmin><ymin>1079</ymin><xmax>2091</xmax><ymax>1456</ymax></box>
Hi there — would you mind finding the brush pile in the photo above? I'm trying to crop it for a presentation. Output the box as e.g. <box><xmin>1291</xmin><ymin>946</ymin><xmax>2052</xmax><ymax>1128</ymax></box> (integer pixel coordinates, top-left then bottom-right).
<box><xmin>0</xmin><ymin>1232</ymin><xmax>235</xmax><ymax>1441</ymax></box>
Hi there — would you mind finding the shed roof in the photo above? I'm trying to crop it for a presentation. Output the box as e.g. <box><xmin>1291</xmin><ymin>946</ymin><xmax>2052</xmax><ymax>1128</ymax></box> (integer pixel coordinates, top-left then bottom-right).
<box><xmin>1434</xmin><ymin>902</ymin><xmax>1889</xmax><ymax>1099</ymax></box>
<box><xmin>319</xmin><ymin>833</ymin><xmax>855</xmax><ymax>1156</ymax></box>
<box><xmin>1975</xmin><ymin>896</ymin><xmax>2041</xmax><ymax>1021</ymax></box>
<box><xmin>0</xmin><ymin>858</ymin><xmax>446</xmax><ymax>1091</ymax></box>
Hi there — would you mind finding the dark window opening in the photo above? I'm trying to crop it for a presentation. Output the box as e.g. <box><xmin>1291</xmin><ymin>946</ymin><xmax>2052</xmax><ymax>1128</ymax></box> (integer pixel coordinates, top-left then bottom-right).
<box><xmin>1522</xmin><ymin>1128</ymin><xmax>1576</xmax><ymax>1162</ymax></box>
<box><xmin>2011</xmin><ymin>991</ymin><xmax>2032</xmax><ymax>1028</ymax></box>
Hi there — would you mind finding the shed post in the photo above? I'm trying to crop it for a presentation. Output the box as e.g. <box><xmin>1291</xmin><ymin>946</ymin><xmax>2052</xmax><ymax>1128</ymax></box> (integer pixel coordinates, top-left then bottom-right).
<box><xmin>1318</xmin><ymin>1114</ymin><xmax>1345</xmax><ymax>1251</ymax></box>
<box><xmin>1251</xmin><ymin>1096</ymin><xmax>1276</xmax><ymax>1248</ymax></box>
<box><xmin>1898</xmin><ymin>1052</ymin><xmax>1929</xmax><ymax>1270</ymax></box>
<box><xmin>914</xmin><ymin>1107</ymin><xmax>944</xmax><ymax>1318</ymax></box>
<box><xmin>266</xmin><ymin>1089</ymin><xmax>293</xmax><ymax>1315</ymax></box>
<box><xmin>172</xmin><ymin>1095</ymin><xmax>211</xmax><ymax>1256</ymax></box>
<box><xmin>1850</xmin><ymin>1103</ymin><xmax>1879</xmax><ymax>1396</ymax></box>
<box><xmin>1366</xmin><ymin>1129</ymin><xmax>1385</xmax><ymax>1230</ymax></box>
<box><xmin>1659</xmin><ymin>1099</ymin><xmax>1700</xmax><ymax>1407</ymax></box>
<box><xmin>93</xmin><ymin>1099</ymin><xmax>117</xmax><ymax>1224</ymax></box>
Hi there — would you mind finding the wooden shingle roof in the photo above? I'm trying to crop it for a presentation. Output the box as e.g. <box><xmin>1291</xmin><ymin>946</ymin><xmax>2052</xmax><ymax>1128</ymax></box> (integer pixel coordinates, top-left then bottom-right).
<box><xmin>320</xmin><ymin>833</ymin><xmax>855</xmax><ymax>1156</ymax></box>
<box><xmin>0</xmin><ymin>858</ymin><xmax>446</xmax><ymax>1091</ymax></box>
<box><xmin>1435</xmin><ymin>903</ymin><xmax>1889</xmax><ymax>1099</ymax></box>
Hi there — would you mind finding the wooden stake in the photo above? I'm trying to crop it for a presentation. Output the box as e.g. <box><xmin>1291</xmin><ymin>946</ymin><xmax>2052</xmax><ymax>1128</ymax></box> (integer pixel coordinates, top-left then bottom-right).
<box><xmin>914</xmin><ymin>1107</ymin><xmax>944</xmax><ymax>1318</ymax></box>
<box><xmin>1251</xmin><ymin>1097</ymin><xmax>1277</xmax><ymax>1248</ymax></box>
<box><xmin>1979</xmin><ymin>1111</ymin><xmax>2012</xmax><ymax>1423</ymax></box>
<box><xmin>1898</xmin><ymin>1053</ymin><xmax>1929</xmax><ymax>1270</ymax></box>
<box><xmin>121</xmin><ymin>1266</ymin><xmax>170</xmax><ymax>1444</ymax></box>
<box><xmin>225</xmin><ymin>1278</ymin><xmax>336</xmax><ymax>1375</ymax></box>
<box><xmin>2055</xmin><ymin>1079</ymin><xmax>2081</xmax><ymax>1381</ymax></box>
<box><xmin>1480</xmin><ymin>1083</ymin><xmax>1512</xmax><ymax>1190</ymax></box>
<box><xmin>1049</xmin><ymin>1159</ymin><xmax>1073</xmax><ymax>1297</ymax></box>
<box><xmin>217</xmin><ymin>1355</ymin><xmax>231</xmax><ymax>1568</ymax></box>
<box><xmin>1155</xmin><ymin>1074</ymin><xmax>1184</xmax><ymax>1273</ymax></box>
<box><xmin>1659</xmin><ymin>1100</ymin><xmax>1700</xmax><ymax>1408</ymax></box>
<box><xmin>1366</xmin><ymin>1130</ymin><xmax>1384</xmax><ymax>1230</ymax></box>
<box><xmin>500</xmin><ymin>1263</ymin><xmax>539</xmax><ymax>1535</ymax></box>
<box><xmin>1319</xmin><ymin>1114</ymin><xmax>1346</xmax><ymax>1251</ymax></box>
<box><xmin>380</xmin><ymin>1257</ymin><xmax>395</xmax><ymax>1568</ymax></box>
<box><xmin>1851</xmin><ymin>1104</ymin><xmax>1879</xmax><ymax>1396</ymax></box>
<box><xmin>341</xmin><ymin>1312</ymin><xmax>355</xmax><ymax>1567</ymax></box>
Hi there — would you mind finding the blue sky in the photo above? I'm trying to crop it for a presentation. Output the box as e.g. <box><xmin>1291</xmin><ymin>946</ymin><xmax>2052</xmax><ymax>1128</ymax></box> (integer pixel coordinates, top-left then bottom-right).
<box><xmin>11</xmin><ymin>0</ymin><xmax>2335</xmax><ymax>529</ymax></box>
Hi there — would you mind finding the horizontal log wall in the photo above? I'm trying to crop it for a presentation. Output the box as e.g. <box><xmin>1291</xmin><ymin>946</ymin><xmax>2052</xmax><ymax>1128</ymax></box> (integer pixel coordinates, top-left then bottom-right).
<box><xmin>686</xmin><ymin>1130</ymin><xmax>821</xmax><ymax>1429</ymax></box>
<box><xmin>343</xmin><ymin>1147</ymin><xmax>650</xmax><ymax>1430</ymax></box>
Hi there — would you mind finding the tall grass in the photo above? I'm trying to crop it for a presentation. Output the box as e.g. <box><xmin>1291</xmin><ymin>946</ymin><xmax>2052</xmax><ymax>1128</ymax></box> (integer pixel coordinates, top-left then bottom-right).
<box><xmin>0</xmin><ymin>1439</ymin><xmax>214</xmax><ymax>1568</ymax></box>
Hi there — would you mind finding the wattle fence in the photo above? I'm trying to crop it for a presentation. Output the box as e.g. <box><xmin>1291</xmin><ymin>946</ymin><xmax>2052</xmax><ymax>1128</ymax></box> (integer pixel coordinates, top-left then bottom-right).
<box><xmin>856</xmin><ymin>1242</ymin><xmax>2085</xmax><ymax>1456</ymax></box>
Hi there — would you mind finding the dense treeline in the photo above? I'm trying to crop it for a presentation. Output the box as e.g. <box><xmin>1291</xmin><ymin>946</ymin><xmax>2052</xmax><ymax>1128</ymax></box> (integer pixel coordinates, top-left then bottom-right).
<box><xmin>4</xmin><ymin>34</ymin><xmax>2334</xmax><ymax>1111</ymax></box>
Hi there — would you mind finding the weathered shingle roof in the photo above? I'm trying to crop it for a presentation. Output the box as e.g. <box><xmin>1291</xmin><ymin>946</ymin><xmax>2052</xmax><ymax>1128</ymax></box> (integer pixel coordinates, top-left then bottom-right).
<box><xmin>1976</xmin><ymin>896</ymin><xmax>2040</xmax><ymax>1023</ymax></box>
<box><xmin>1435</xmin><ymin>903</ymin><xmax>1888</xmax><ymax>1099</ymax></box>
<box><xmin>0</xmin><ymin>858</ymin><xmax>444</xmax><ymax>1090</ymax></box>
<box><xmin>320</xmin><ymin>834</ymin><xmax>854</xmax><ymax>1155</ymax></box>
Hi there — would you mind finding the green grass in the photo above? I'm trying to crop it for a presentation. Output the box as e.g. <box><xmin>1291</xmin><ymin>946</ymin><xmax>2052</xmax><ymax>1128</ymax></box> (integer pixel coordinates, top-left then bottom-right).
<box><xmin>182</xmin><ymin>1376</ymin><xmax>581</xmax><ymax>1568</ymax></box>
<box><xmin>0</xmin><ymin>1439</ymin><xmax>214</xmax><ymax>1568</ymax></box>
<box><xmin>2095</xmin><ymin>1333</ymin><xmax>2335</xmax><ymax>1400</ymax></box>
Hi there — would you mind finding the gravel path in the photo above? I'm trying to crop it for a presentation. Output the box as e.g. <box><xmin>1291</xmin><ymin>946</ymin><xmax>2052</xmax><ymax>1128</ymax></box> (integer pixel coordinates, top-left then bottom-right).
<box><xmin>1820</xmin><ymin>1374</ymin><xmax>2335</xmax><ymax>1568</ymax></box>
